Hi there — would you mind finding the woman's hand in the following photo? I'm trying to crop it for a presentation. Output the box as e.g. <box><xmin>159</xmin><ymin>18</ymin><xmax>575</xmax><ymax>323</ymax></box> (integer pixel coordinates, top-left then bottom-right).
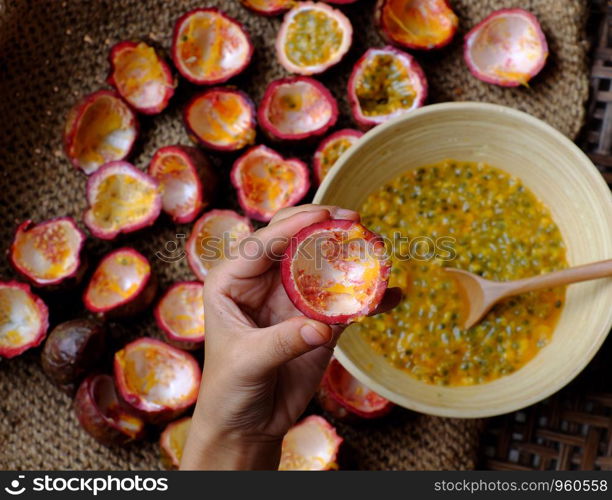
<box><xmin>180</xmin><ymin>205</ymin><xmax>400</xmax><ymax>470</ymax></box>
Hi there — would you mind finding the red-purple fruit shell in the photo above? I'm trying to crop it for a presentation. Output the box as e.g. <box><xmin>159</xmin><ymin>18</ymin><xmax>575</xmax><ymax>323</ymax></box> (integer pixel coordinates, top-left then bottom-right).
<box><xmin>230</xmin><ymin>145</ymin><xmax>310</xmax><ymax>222</ymax></box>
<box><xmin>74</xmin><ymin>374</ymin><xmax>146</xmax><ymax>446</ymax></box>
<box><xmin>113</xmin><ymin>338</ymin><xmax>201</xmax><ymax>423</ymax></box>
<box><xmin>184</xmin><ymin>88</ymin><xmax>256</xmax><ymax>152</ymax></box>
<box><xmin>186</xmin><ymin>209</ymin><xmax>253</xmax><ymax>281</ymax></box>
<box><xmin>348</xmin><ymin>46</ymin><xmax>427</xmax><ymax>129</ymax></box>
<box><xmin>10</xmin><ymin>217</ymin><xmax>86</xmax><ymax>287</ymax></box>
<box><xmin>464</xmin><ymin>8</ymin><xmax>548</xmax><ymax>87</ymax></box>
<box><xmin>0</xmin><ymin>281</ymin><xmax>49</xmax><ymax>359</ymax></box>
<box><xmin>84</xmin><ymin>161</ymin><xmax>162</xmax><ymax>240</ymax></box>
<box><xmin>154</xmin><ymin>282</ymin><xmax>205</xmax><ymax>351</ymax></box>
<box><xmin>313</xmin><ymin>129</ymin><xmax>363</xmax><ymax>185</ymax></box>
<box><xmin>171</xmin><ymin>8</ymin><xmax>253</xmax><ymax>85</ymax></box>
<box><xmin>281</xmin><ymin>220</ymin><xmax>391</xmax><ymax>325</ymax></box>
<box><xmin>149</xmin><ymin>145</ymin><xmax>216</xmax><ymax>224</ymax></box>
<box><xmin>160</xmin><ymin>416</ymin><xmax>192</xmax><ymax>469</ymax></box>
<box><xmin>107</xmin><ymin>41</ymin><xmax>176</xmax><ymax>114</ymax></box>
<box><xmin>241</xmin><ymin>0</ymin><xmax>295</xmax><ymax>16</ymax></box>
<box><xmin>83</xmin><ymin>247</ymin><xmax>157</xmax><ymax>318</ymax></box>
<box><xmin>64</xmin><ymin>90</ymin><xmax>138</xmax><ymax>175</ymax></box>
<box><xmin>318</xmin><ymin>357</ymin><xmax>393</xmax><ymax>419</ymax></box>
<box><xmin>279</xmin><ymin>415</ymin><xmax>343</xmax><ymax>470</ymax></box>
<box><xmin>258</xmin><ymin>76</ymin><xmax>338</xmax><ymax>142</ymax></box>
<box><xmin>276</xmin><ymin>2</ymin><xmax>353</xmax><ymax>75</ymax></box>
<box><xmin>375</xmin><ymin>0</ymin><xmax>458</xmax><ymax>50</ymax></box>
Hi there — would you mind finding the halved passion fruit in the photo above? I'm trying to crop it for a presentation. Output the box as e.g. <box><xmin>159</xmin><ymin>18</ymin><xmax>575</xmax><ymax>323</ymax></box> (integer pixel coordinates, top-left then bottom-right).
<box><xmin>149</xmin><ymin>145</ymin><xmax>216</xmax><ymax>224</ymax></box>
<box><xmin>279</xmin><ymin>415</ymin><xmax>342</xmax><ymax>470</ymax></box>
<box><xmin>74</xmin><ymin>374</ymin><xmax>146</xmax><ymax>446</ymax></box>
<box><xmin>281</xmin><ymin>220</ymin><xmax>391</xmax><ymax>325</ymax></box>
<box><xmin>64</xmin><ymin>90</ymin><xmax>138</xmax><ymax>175</ymax></box>
<box><xmin>184</xmin><ymin>88</ymin><xmax>256</xmax><ymax>152</ymax></box>
<box><xmin>258</xmin><ymin>77</ymin><xmax>338</xmax><ymax>142</ymax></box>
<box><xmin>231</xmin><ymin>145</ymin><xmax>310</xmax><ymax>222</ymax></box>
<box><xmin>0</xmin><ymin>281</ymin><xmax>49</xmax><ymax>359</ymax></box>
<box><xmin>313</xmin><ymin>129</ymin><xmax>362</xmax><ymax>185</ymax></box>
<box><xmin>160</xmin><ymin>416</ymin><xmax>192</xmax><ymax>469</ymax></box>
<box><xmin>348</xmin><ymin>46</ymin><xmax>427</xmax><ymax>129</ymax></box>
<box><xmin>83</xmin><ymin>248</ymin><xmax>157</xmax><ymax>318</ymax></box>
<box><xmin>464</xmin><ymin>8</ymin><xmax>548</xmax><ymax>87</ymax></box>
<box><xmin>84</xmin><ymin>161</ymin><xmax>161</xmax><ymax>240</ymax></box>
<box><xmin>376</xmin><ymin>0</ymin><xmax>458</xmax><ymax>50</ymax></box>
<box><xmin>41</xmin><ymin>319</ymin><xmax>106</xmax><ymax>394</ymax></box>
<box><xmin>10</xmin><ymin>218</ymin><xmax>86</xmax><ymax>287</ymax></box>
<box><xmin>172</xmin><ymin>8</ymin><xmax>253</xmax><ymax>85</ymax></box>
<box><xmin>276</xmin><ymin>2</ymin><xmax>353</xmax><ymax>75</ymax></box>
<box><xmin>107</xmin><ymin>41</ymin><xmax>175</xmax><ymax>114</ymax></box>
<box><xmin>241</xmin><ymin>0</ymin><xmax>294</xmax><ymax>16</ymax></box>
<box><xmin>318</xmin><ymin>358</ymin><xmax>393</xmax><ymax>419</ymax></box>
<box><xmin>186</xmin><ymin>210</ymin><xmax>253</xmax><ymax>281</ymax></box>
<box><xmin>114</xmin><ymin>338</ymin><xmax>201</xmax><ymax>423</ymax></box>
<box><xmin>155</xmin><ymin>282</ymin><xmax>205</xmax><ymax>351</ymax></box>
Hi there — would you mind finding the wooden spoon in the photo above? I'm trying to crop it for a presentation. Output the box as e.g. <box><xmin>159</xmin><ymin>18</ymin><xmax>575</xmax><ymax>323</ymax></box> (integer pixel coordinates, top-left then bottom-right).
<box><xmin>445</xmin><ymin>259</ymin><xmax>612</xmax><ymax>329</ymax></box>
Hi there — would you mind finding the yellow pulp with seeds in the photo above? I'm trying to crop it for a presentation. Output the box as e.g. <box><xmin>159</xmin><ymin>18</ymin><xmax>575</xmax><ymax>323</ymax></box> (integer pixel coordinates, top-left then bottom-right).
<box><xmin>285</xmin><ymin>9</ymin><xmax>344</xmax><ymax>67</ymax></box>
<box><xmin>317</xmin><ymin>137</ymin><xmax>357</xmax><ymax>182</ymax></box>
<box><xmin>91</xmin><ymin>173</ymin><xmax>157</xmax><ymax>231</ymax></box>
<box><xmin>73</xmin><ymin>97</ymin><xmax>129</xmax><ymax>168</ymax></box>
<box><xmin>355</xmin><ymin>53</ymin><xmax>417</xmax><ymax>116</ymax></box>
<box><xmin>113</xmin><ymin>43</ymin><xmax>167</xmax><ymax>101</ymax></box>
<box><xmin>355</xmin><ymin>160</ymin><xmax>567</xmax><ymax>386</ymax></box>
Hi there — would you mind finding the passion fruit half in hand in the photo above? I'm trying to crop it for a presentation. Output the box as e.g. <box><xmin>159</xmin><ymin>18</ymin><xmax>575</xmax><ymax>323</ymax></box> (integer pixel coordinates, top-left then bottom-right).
<box><xmin>172</xmin><ymin>8</ymin><xmax>253</xmax><ymax>85</ymax></box>
<box><xmin>376</xmin><ymin>0</ymin><xmax>458</xmax><ymax>50</ymax></box>
<box><xmin>64</xmin><ymin>90</ymin><xmax>138</xmax><ymax>175</ymax></box>
<box><xmin>279</xmin><ymin>415</ymin><xmax>342</xmax><ymax>470</ymax></box>
<box><xmin>83</xmin><ymin>248</ymin><xmax>157</xmax><ymax>318</ymax></box>
<box><xmin>160</xmin><ymin>416</ymin><xmax>192</xmax><ymax>469</ymax></box>
<box><xmin>276</xmin><ymin>2</ymin><xmax>353</xmax><ymax>75</ymax></box>
<box><xmin>84</xmin><ymin>161</ymin><xmax>161</xmax><ymax>240</ymax></box>
<box><xmin>318</xmin><ymin>357</ymin><xmax>393</xmax><ymax>419</ymax></box>
<box><xmin>10</xmin><ymin>218</ymin><xmax>86</xmax><ymax>288</ymax></box>
<box><xmin>184</xmin><ymin>88</ymin><xmax>256</xmax><ymax>152</ymax></box>
<box><xmin>348</xmin><ymin>46</ymin><xmax>427</xmax><ymax>129</ymax></box>
<box><xmin>0</xmin><ymin>281</ymin><xmax>49</xmax><ymax>359</ymax></box>
<box><xmin>464</xmin><ymin>8</ymin><xmax>548</xmax><ymax>87</ymax></box>
<box><xmin>114</xmin><ymin>338</ymin><xmax>201</xmax><ymax>423</ymax></box>
<box><xmin>107</xmin><ymin>41</ymin><xmax>175</xmax><ymax>115</ymax></box>
<box><xmin>231</xmin><ymin>145</ymin><xmax>310</xmax><ymax>222</ymax></box>
<box><xmin>41</xmin><ymin>319</ymin><xmax>106</xmax><ymax>394</ymax></box>
<box><xmin>241</xmin><ymin>0</ymin><xmax>294</xmax><ymax>16</ymax></box>
<box><xmin>74</xmin><ymin>373</ymin><xmax>146</xmax><ymax>446</ymax></box>
<box><xmin>155</xmin><ymin>282</ymin><xmax>205</xmax><ymax>351</ymax></box>
<box><xmin>149</xmin><ymin>145</ymin><xmax>216</xmax><ymax>224</ymax></box>
<box><xmin>186</xmin><ymin>209</ymin><xmax>253</xmax><ymax>281</ymax></box>
<box><xmin>313</xmin><ymin>129</ymin><xmax>362</xmax><ymax>185</ymax></box>
<box><xmin>258</xmin><ymin>76</ymin><xmax>338</xmax><ymax>142</ymax></box>
<box><xmin>281</xmin><ymin>220</ymin><xmax>391</xmax><ymax>325</ymax></box>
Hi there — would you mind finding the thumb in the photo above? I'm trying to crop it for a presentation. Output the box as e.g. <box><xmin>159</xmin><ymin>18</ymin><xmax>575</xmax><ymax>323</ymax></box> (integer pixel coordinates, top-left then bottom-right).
<box><xmin>255</xmin><ymin>316</ymin><xmax>333</xmax><ymax>368</ymax></box>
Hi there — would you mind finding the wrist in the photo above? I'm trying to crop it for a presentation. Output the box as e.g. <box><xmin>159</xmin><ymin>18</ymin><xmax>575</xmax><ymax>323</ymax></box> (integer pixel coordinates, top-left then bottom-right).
<box><xmin>181</xmin><ymin>416</ymin><xmax>283</xmax><ymax>470</ymax></box>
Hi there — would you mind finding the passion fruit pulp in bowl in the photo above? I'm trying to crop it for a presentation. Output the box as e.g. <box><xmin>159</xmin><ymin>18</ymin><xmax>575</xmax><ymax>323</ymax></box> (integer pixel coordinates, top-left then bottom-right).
<box><xmin>314</xmin><ymin>102</ymin><xmax>612</xmax><ymax>418</ymax></box>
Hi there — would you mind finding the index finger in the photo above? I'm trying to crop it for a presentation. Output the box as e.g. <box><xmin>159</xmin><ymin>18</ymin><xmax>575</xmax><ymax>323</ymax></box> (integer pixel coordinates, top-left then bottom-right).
<box><xmin>270</xmin><ymin>204</ymin><xmax>360</xmax><ymax>225</ymax></box>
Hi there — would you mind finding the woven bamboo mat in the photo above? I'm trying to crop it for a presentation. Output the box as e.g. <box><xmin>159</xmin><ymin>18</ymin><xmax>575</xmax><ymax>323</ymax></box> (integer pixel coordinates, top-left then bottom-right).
<box><xmin>0</xmin><ymin>0</ymin><xmax>590</xmax><ymax>470</ymax></box>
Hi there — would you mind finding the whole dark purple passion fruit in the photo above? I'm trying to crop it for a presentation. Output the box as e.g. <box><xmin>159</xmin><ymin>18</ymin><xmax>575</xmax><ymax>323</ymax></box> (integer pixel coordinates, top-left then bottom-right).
<box><xmin>41</xmin><ymin>319</ymin><xmax>106</xmax><ymax>394</ymax></box>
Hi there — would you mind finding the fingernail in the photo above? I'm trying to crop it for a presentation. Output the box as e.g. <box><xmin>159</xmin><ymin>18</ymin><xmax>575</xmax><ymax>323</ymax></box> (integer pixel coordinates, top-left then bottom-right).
<box><xmin>300</xmin><ymin>323</ymin><xmax>328</xmax><ymax>346</ymax></box>
<box><xmin>334</xmin><ymin>208</ymin><xmax>359</xmax><ymax>220</ymax></box>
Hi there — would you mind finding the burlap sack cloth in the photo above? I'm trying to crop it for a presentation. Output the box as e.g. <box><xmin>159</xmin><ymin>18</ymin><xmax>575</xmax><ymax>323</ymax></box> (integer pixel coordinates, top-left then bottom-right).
<box><xmin>0</xmin><ymin>0</ymin><xmax>589</xmax><ymax>470</ymax></box>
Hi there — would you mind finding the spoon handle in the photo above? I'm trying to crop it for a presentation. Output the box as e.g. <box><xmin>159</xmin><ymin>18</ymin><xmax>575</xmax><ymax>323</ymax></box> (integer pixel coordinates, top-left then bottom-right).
<box><xmin>505</xmin><ymin>259</ymin><xmax>612</xmax><ymax>296</ymax></box>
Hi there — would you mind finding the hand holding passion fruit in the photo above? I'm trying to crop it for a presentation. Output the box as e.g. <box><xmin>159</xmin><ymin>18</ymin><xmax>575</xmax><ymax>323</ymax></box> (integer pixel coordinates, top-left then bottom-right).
<box><xmin>181</xmin><ymin>205</ymin><xmax>400</xmax><ymax>470</ymax></box>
